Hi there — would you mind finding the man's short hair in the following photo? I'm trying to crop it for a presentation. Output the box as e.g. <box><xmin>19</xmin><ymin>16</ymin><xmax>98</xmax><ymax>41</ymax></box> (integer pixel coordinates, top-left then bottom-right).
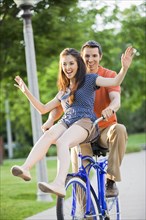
<box><xmin>81</xmin><ymin>40</ymin><xmax>102</xmax><ymax>56</ymax></box>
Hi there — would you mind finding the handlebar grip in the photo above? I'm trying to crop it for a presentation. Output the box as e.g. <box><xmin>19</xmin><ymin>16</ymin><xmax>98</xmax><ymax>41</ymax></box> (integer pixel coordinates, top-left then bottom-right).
<box><xmin>93</xmin><ymin>111</ymin><xmax>115</xmax><ymax>127</ymax></box>
<box><xmin>93</xmin><ymin>115</ymin><xmax>105</xmax><ymax>126</ymax></box>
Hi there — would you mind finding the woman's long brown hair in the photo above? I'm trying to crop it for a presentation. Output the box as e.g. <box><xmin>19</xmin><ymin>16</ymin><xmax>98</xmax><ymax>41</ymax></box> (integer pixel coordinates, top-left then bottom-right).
<box><xmin>58</xmin><ymin>48</ymin><xmax>86</xmax><ymax>104</ymax></box>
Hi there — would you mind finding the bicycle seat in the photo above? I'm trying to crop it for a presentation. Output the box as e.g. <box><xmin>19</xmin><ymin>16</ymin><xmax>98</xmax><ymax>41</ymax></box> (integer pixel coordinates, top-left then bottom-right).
<box><xmin>91</xmin><ymin>140</ymin><xmax>109</xmax><ymax>157</ymax></box>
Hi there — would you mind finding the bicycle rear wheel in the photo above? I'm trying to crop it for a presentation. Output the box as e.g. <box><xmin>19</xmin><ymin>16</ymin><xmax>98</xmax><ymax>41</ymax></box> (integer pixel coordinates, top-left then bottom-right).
<box><xmin>106</xmin><ymin>197</ymin><xmax>120</xmax><ymax>220</ymax></box>
<box><xmin>56</xmin><ymin>176</ymin><xmax>102</xmax><ymax>220</ymax></box>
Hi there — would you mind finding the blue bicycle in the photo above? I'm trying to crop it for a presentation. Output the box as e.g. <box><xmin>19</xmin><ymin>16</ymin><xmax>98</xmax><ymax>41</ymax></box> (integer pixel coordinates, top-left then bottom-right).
<box><xmin>56</xmin><ymin>117</ymin><xmax>120</xmax><ymax>220</ymax></box>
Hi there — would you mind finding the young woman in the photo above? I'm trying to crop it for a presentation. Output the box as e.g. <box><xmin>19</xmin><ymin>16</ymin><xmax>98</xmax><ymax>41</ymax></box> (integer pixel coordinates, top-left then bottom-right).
<box><xmin>11</xmin><ymin>47</ymin><xmax>134</xmax><ymax>197</ymax></box>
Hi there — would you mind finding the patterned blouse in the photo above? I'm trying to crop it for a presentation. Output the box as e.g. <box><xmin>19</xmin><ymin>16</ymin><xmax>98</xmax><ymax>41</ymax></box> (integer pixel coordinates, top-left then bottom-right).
<box><xmin>56</xmin><ymin>74</ymin><xmax>100</xmax><ymax>127</ymax></box>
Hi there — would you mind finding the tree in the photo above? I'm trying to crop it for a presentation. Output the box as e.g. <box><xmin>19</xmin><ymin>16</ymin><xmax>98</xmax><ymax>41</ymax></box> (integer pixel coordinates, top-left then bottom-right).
<box><xmin>1</xmin><ymin>0</ymin><xmax>145</xmax><ymax>155</ymax></box>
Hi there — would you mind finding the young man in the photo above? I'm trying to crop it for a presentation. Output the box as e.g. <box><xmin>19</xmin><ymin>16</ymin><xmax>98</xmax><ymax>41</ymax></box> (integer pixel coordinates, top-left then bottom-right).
<box><xmin>42</xmin><ymin>41</ymin><xmax>128</xmax><ymax>197</ymax></box>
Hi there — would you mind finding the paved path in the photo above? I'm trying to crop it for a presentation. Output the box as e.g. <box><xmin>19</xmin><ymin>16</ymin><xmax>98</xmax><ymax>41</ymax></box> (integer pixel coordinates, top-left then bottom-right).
<box><xmin>26</xmin><ymin>151</ymin><xmax>146</xmax><ymax>220</ymax></box>
<box><xmin>117</xmin><ymin>151</ymin><xmax>145</xmax><ymax>220</ymax></box>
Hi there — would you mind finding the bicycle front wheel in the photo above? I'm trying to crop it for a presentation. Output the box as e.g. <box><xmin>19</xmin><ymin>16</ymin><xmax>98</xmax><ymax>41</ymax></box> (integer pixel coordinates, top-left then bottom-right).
<box><xmin>56</xmin><ymin>176</ymin><xmax>102</xmax><ymax>220</ymax></box>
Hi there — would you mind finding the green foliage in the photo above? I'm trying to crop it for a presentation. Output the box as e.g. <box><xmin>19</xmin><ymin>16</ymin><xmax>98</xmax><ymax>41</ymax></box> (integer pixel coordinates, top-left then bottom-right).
<box><xmin>12</xmin><ymin>144</ymin><xmax>57</xmax><ymax>158</ymax></box>
<box><xmin>1</xmin><ymin>0</ymin><xmax>145</xmax><ymax>152</ymax></box>
<box><xmin>117</xmin><ymin>100</ymin><xmax>146</xmax><ymax>134</ymax></box>
<box><xmin>116</xmin><ymin>5</ymin><xmax>146</xmax><ymax>110</ymax></box>
<box><xmin>47</xmin><ymin>145</ymin><xmax>57</xmax><ymax>156</ymax></box>
<box><xmin>13</xmin><ymin>144</ymin><xmax>32</xmax><ymax>158</ymax></box>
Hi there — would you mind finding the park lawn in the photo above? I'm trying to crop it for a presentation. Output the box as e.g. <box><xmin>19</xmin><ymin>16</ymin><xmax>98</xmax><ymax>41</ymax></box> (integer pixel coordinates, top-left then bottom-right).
<box><xmin>0</xmin><ymin>133</ymin><xmax>145</xmax><ymax>220</ymax></box>
<box><xmin>0</xmin><ymin>159</ymin><xmax>58</xmax><ymax>220</ymax></box>
<box><xmin>126</xmin><ymin>132</ymin><xmax>145</xmax><ymax>153</ymax></box>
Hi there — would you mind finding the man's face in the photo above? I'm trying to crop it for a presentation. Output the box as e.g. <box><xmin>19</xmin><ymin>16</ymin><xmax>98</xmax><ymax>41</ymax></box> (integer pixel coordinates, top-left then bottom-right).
<box><xmin>82</xmin><ymin>47</ymin><xmax>102</xmax><ymax>73</ymax></box>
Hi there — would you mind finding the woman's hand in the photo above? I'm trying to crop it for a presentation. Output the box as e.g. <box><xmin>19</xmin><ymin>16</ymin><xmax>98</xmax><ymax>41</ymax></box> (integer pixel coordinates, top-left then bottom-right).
<box><xmin>41</xmin><ymin>119</ymin><xmax>54</xmax><ymax>133</ymax></box>
<box><xmin>14</xmin><ymin>76</ymin><xmax>27</xmax><ymax>93</ymax></box>
<box><xmin>121</xmin><ymin>46</ymin><xmax>136</xmax><ymax>70</ymax></box>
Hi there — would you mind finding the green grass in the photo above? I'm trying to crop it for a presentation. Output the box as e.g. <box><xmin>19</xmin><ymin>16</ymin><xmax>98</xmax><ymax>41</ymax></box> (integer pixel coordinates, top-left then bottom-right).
<box><xmin>126</xmin><ymin>133</ymin><xmax>145</xmax><ymax>153</ymax></box>
<box><xmin>0</xmin><ymin>159</ymin><xmax>58</xmax><ymax>220</ymax></box>
<box><xmin>0</xmin><ymin>132</ymin><xmax>145</xmax><ymax>220</ymax></box>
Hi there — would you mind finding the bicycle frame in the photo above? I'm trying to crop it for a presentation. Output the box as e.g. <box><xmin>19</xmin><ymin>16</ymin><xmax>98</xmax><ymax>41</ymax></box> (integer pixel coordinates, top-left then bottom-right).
<box><xmin>95</xmin><ymin>157</ymin><xmax>108</xmax><ymax>215</ymax></box>
<box><xmin>67</xmin><ymin>144</ymin><xmax>109</xmax><ymax>218</ymax></box>
<box><xmin>56</xmin><ymin>116</ymin><xmax>120</xmax><ymax>220</ymax></box>
<box><xmin>67</xmin><ymin>153</ymin><xmax>93</xmax><ymax>216</ymax></box>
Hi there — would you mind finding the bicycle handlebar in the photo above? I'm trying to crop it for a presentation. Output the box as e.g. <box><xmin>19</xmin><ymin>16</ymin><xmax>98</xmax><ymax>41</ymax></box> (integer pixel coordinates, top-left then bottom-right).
<box><xmin>90</xmin><ymin>115</ymin><xmax>105</xmax><ymax>134</ymax></box>
<box><xmin>93</xmin><ymin>115</ymin><xmax>105</xmax><ymax>126</ymax></box>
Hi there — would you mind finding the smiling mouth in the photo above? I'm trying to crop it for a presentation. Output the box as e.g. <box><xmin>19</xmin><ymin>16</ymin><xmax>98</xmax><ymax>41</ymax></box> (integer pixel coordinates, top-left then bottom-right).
<box><xmin>66</xmin><ymin>72</ymin><xmax>72</xmax><ymax>78</ymax></box>
<box><xmin>88</xmin><ymin>65</ymin><xmax>94</xmax><ymax>69</ymax></box>
<box><xmin>66</xmin><ymin>72</ymin><xmax>72</xmax><ymax>75</ymax></box>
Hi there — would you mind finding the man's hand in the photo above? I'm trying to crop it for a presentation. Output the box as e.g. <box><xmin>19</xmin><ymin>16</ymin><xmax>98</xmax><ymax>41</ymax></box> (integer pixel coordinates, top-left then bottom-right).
<box><xmin>101</xmin><ymin>107</ymin><xmax>115</xmax><ymax>121</ymax></box>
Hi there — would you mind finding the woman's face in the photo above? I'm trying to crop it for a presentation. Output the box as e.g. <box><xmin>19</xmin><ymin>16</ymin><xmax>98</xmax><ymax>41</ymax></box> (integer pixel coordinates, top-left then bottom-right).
<box><xmin>61</xmin><ymin>55</ymin><xmax>78</xmax><ymax>79</ymax></box>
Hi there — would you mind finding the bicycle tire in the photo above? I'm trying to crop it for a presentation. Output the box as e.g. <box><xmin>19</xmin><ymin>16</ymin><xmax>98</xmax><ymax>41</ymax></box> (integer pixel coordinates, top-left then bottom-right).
<box><xmin>56</xmin><ymin>176</ymin><xmax>102</xmax><ymax>220</ymax></box>
<box><xmin>106</xmin><ymin>197</ymin><xmax>120</xmax><ymax>220</ymax></box>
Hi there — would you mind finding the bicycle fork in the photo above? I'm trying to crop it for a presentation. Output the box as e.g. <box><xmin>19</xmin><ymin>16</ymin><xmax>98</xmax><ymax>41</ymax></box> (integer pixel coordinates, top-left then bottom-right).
<box><xmin>96</xmin><ymin>159</ymin><xmax>109</xmax><ymax>217</ymax></box>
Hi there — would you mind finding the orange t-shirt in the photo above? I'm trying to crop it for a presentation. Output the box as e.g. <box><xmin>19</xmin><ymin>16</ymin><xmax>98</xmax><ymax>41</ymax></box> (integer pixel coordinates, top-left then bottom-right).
<box><xmin>94</xmin><ymin>66</ymin><xmax>121</xmax><ymax>128</ymax></box>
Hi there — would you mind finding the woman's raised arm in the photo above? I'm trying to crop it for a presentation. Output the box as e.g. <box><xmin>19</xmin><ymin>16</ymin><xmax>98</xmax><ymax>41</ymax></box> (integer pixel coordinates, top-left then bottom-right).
<box><xmin>14</xmin><ymin>76</ymin><xmax>61</xmax><ymax>115</ymax></box>
<box><xmin>96</xmin><ymin>46</ymin><xmax>136</xmax><ymax>87</ymax></box>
